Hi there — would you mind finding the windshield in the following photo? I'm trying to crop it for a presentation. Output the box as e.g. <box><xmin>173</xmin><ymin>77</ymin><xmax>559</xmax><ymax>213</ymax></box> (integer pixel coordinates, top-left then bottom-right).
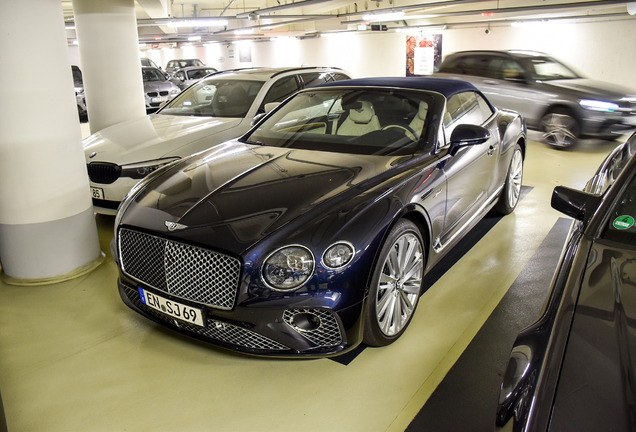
<box><xmin>142</xmin><ymin>68</ymin><xmax>166</xmax><ymax>82</ymax></box>
<box><xmin>241</xmin><ymin>88</ymin><xmax>436</xmax><ymax>156</ymax></box>
<box><xmin>187</xmin><ymin>68</ymin><xmax>217</xmax><ymax>80</ymax></box>
<box><xmin>519</xmin><ymin>57</ymin><xmax>580</xmax><ymax>81</ymax></box>
<box><xmin>160</xmin><ymin>78</ymin><xmax>264</xmax><ymax>118</ymax></box>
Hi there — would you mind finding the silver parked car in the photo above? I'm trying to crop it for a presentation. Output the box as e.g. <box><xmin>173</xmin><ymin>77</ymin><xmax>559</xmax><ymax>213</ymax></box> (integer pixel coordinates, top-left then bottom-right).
<box><xmin>169</xmin><ymin>66</ymin><xmax>219</xmax><ymax>90</ymax></box>
<box><xmin>165</xmin><ymin>59</ymin><xmax>205</xmax><ymax>77</ymax></box>
<box><xmin>142</xmin><ymin>66</ymin><xmax>180</xmax><ymax>111</ymax></box>
<box><xmin>434</xmin><ymin>50</ymin><xmax>636</xmax><ymax>148</ymax></box>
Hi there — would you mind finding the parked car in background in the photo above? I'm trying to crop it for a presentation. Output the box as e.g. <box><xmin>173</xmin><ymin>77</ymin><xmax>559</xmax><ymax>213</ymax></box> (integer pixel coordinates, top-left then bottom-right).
<box><xmin>434</xmin><ymin>50</ymin><xmax>636</xmax><ymax>148</ymax></box>
<box><xmin>141</xmin><ymin>66</ymin><xmax>181</xmax><ymax>111</ymax></box>
<box><xmin>165</xmin><ymin>58</ymin><xmax>205</xmax><ymax>77</ymax></box>
<box><xmin>496</xmin><ymin>131</ymin><xmax>636</xmax><ymax>431</ymax></box>
<box><xmin>140</xmin><ymin>57</ymin><xmax>161</xmax><ymax>70</ymax></box>
<box><xmin>111</xmin><ymin>77</ymin><xmax>526</xmax><ymax>357</ymax></box>
<box><xmin>84</xmin><ymin>66</ymin><xmax>352</xmax><ymax>214</ymax></box>
<box><xmin>72</xmin><ymin>65</ymin><xmax>87</xmax><ymax>118</ymax></box>
<box><xmin>169</xmin><ymin>66</ymin><xmax>219</xmax><ymax>90</ymax></box>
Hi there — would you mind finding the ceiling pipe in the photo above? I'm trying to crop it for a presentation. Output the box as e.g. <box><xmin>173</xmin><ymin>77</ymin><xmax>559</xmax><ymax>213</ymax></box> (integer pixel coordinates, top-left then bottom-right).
<box><xmin>235</xmin><ymin>0</ymin><xmax>347</xmax><ymax>18</ymax></box>
<box><xmin>337</xmin><ymin>0</ymin><xmax>629</xmax><ymax>23</ymax></box>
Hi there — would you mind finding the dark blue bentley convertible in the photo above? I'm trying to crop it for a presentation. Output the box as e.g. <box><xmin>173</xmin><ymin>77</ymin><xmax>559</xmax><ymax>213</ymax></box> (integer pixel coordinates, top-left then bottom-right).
<box><xmin>112</xmin><ymin>77</ymin><xmax>526</xmax><ymax>357</ymax></box>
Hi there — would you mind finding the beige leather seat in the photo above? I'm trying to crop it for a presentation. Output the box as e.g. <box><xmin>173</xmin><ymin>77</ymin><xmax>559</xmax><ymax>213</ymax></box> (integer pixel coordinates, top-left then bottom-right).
<box><xmin>337</xmin><ymin>101</ymin><xmax>381</xmax><ymax>136</ymax></box>
<box><xmin>408</xmin><ymin>101</ymin><xmax>429</xmax><ymax>139</ymax></box>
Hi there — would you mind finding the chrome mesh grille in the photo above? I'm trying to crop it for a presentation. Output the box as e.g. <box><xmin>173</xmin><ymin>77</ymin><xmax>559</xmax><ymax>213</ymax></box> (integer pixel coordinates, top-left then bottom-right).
<box><xmin>119</xmin><ymin>229</ymin><xmax>240</xmax><ymax>309</ymax></box>
<box><xmin>189</xmin><ymin>319</ymin><xmax>289</xmax><ymax>351</ymax></box>
<box><xmin>123</xmin><ymin>286</ymin><xmax>289</xmax><ymax>351</ymax></box>
<box><xmin>283</xmin><ymin>309</ymin><xmax>343</xmax><ymax>348</ymax></box>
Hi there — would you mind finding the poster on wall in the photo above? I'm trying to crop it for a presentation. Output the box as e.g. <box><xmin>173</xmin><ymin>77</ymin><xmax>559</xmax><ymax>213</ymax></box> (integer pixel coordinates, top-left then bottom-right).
<box><xmin>406</xmin><ymin>34</ymin><xmax>443</xmax><ymax>76</ymax></box>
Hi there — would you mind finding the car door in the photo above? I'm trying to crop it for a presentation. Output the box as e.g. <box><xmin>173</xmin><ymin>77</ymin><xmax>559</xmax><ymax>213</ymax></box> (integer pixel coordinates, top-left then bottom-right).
<box><xmin>437</xmin><ymin>91</ymin><xmax>500</xmax><ymax>249</ymax></box>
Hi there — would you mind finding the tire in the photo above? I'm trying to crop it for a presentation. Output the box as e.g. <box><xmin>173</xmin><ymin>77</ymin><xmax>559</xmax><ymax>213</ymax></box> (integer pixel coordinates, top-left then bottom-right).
<box><xmin>494</xmin><ymin>144</ymin><xmax>524</xmax><ymax>215</ymax></box>
<box><xmin>363</xmin><ymin>219</ymin><xmax>425</xmax><ymax>347</ymax></box>
<box><xmin>540</xmin><ymin>108</ymin><xmax>580</xmax><ymax>149</ymax></box>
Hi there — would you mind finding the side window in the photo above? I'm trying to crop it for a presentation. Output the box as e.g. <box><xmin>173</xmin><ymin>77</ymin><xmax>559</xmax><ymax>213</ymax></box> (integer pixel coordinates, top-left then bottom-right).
<box><xmin>445</xmin><ymin>55</ymin><xmax>491</xmax><ymax>78</ymax></box>
<box><xmin>299</xmin><ymin>73</ymin><xmax>328</xmax><ymax>88</ymax></box>
<box><xmin>476</xmin><ymin>93</ymin><xmax>494</xmax><ymax>121</ymax></box>
<box><xmin>602</xmin><ymin>172</ymin><xmax>636</xmax><ymax>246</ymax></box>
<box><xmin>260</xmin><ymin>76</ymin><xmax>300</xmax><ymax>112</ymax></box>
<box><xmin>443</xmin><ymin>92</ymin><xmax>486</xmax><ymax>140</ymax></box>
<box><xmin>489</xmin><ymin>58</ymin><xmax>525</xmax><ymax>80</ymax></box>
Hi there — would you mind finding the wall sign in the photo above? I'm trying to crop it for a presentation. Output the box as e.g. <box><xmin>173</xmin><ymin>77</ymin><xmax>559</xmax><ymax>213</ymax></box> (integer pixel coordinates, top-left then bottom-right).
<box><xmin>406</xmin><ymin>34</ymin><xmax>443</xmax><ymax>76</ymax></box>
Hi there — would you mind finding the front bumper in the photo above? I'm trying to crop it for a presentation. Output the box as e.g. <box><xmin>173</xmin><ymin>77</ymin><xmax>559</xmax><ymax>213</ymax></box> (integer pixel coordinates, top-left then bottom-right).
<box><xmin>89</xmin><ymin>177</ymin><xmax>140</xmax><ymax>215</ymax></box>
<box><xmin>118</xmin><ymin>278</ymin><xmax>365</xmax><ymax>358</ymax></box>
<box><xmin>580</xmin><ymin>109</ymin><xmax>636</xmax><ymax>139</ymax></box>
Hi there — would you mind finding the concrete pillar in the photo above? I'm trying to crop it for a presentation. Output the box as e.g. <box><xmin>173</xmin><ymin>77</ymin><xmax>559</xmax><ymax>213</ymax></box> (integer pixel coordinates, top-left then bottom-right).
<box><xmin>0</xmin><ymin>0</ymin><xmax>102</xmax><ymax>282</ymax></box>
<box><xmin>73</xmin><ymin>0</ymin><xmax>146</xmax><ymax>134</ymax></box>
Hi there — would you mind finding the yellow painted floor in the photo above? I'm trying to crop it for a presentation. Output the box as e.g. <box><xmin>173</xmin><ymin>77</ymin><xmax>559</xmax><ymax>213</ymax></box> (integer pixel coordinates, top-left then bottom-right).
<box><xmin>0</xmin><ymin>130</ymin><xmax>623</xmax><ymax>432</ymax></box>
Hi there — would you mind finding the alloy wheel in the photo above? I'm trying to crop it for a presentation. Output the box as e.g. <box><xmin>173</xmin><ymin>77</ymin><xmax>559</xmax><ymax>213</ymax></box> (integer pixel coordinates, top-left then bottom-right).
<box><xmin>541</xmin><ymin>112</ymin><xmax>579</xmax><ymax>148</ymax></box>
<box><xmin>375</xmin><ymin>232</ymin><xmax>423</xmax><ymax>337</ymax></box>
<box><xmin>507</xmin><ymin>149</ymin><xmax>524</xmax><ymax>208</ymax></box>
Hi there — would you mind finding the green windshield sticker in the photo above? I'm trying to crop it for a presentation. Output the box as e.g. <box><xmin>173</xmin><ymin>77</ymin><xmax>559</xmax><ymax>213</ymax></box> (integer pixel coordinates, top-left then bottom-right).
<box><xmin>613</xmin><ymin>215</ymin><xmax>635</xmax><ymax>230</ymax></box>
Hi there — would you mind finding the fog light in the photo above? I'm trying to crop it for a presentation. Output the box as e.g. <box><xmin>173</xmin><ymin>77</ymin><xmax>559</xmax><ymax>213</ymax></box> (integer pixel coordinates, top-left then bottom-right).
<box><xmin>291</xmin><ymin>312</ymin><xmax>321</xmax><ymax>331</ymax></box>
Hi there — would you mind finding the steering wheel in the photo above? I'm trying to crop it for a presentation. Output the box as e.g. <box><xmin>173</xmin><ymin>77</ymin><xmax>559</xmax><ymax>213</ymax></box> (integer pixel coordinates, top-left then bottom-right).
<box><xmin>381</xmin><ymin>124</ymin><xmax>418</xmax><ymax>141</ymax></box>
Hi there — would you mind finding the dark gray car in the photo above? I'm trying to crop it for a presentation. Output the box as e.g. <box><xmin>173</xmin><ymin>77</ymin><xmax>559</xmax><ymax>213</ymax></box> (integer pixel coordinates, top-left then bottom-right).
<box><xmin>496</xmin><ymin>131</ymin><xmax>636</xmax><ymax>431</ymax></box>
<box><xmin>435</xmin><ymin>50</ymin><xmax>636</xmax><ymax>148</ymax></box>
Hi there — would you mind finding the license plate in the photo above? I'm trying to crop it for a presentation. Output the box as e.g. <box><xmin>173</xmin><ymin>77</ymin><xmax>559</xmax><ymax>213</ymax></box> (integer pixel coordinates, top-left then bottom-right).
<box><xmin>138</xmin><ymin>288</ymin><xmax>205</xmax><ymax>327</ymax></box>
<box><xmin>150</xmin><ymin>97</ymin><xmax>165</xmax><ymax>103</ymax></box>
<box><xmin>91</xmin><ymin>187</ymin><xmax>104</xmax><ymax>199</ymax></box>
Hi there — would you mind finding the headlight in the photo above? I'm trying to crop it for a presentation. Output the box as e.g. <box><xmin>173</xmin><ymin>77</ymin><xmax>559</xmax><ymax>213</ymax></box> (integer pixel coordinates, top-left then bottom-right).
<box><xmin>171</xmin><ymin>89</ymin><xmax>180</xmax><ymax>95</ymax></box>
<box><xmin>261</xmin><ymin>245</ymin><xmax>315</xmax><ymax>291</ymax></box>
<box><xmin>580</xmin><ymin>99</ymin><xmax>619</xmax><ymax>112</ymax></box>
<box><xmin>120</xmin><ymin>158</ymin><xmax>180</xmax><ymax>179</ymax></box>
<box><xmin>322</xmin><ymin>241</ymin><xmax>355</xmax><ymax>269</ymax></box>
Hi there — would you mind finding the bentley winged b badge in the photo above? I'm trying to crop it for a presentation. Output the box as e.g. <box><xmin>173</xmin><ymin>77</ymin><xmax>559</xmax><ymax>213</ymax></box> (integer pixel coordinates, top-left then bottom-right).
<box><xmin>164</xmin><ymin>221</ymin><xmax>188</xmax><ymax>231</ymax></box>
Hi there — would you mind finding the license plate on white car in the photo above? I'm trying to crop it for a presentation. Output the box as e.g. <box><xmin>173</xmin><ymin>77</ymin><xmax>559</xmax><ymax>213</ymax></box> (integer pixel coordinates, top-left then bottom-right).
<box><xmin>138</xmin><ymin>288</ymin><xmax>205</xmax><ymax>327</ymax></box>
<box><xmin>150</xmin><ymin>97</ymin><xmax>165</xmax><ymax>103</ymax></box>
<box><xmin>91</xmin><ymin>187</ymin><xmax>104</xmax><ymax>200</ymax></box>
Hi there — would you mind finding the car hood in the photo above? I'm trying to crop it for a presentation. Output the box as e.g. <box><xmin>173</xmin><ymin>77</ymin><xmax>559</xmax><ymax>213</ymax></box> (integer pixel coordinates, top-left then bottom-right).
<box><xmin>83</xmin><ymin>114</ymin><xmax>244</xmax><ymax>165</ymax></box>
<box><xmin>143</xmin><ymin>81</ymin><xmax>178</xmax><ymax>92</ymax></box>
<box><xmin>123</xmin><ymin>141</ymin><xmax>408</xmax><ymax>254</ymax></box>
<box><xmin>544</xmin><ymin>78</ymin><xmax>636</xmax><ymax>100</ymax></box>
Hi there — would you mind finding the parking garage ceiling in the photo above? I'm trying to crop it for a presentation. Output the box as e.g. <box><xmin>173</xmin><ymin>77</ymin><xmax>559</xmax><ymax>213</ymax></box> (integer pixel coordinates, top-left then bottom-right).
<box><xmin>62</xmin><ymin>0</ymin><xmax>636</xmax><ymax>46</ymax></box>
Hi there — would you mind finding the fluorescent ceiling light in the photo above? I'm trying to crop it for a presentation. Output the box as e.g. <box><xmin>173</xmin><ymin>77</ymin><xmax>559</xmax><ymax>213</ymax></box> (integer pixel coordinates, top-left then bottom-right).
<box><xmin>188</xmin><ymin>36</ymin><xmax>202</xmax><ymax>41</ymax></box>
<box><xmin>362</xmin><ymin>11</ymin><xmax>405</xmax><ymax>22</ymax></box>
<box><xmin>234</xmin><ymin>29</ymin><xmax>254</xmax><ymax>35</ymax></box>
<box><xmin>269</xmin><ymin>36</ymin><xmax>298</xmax><ymax>41</ymax></box>
<box><xmin>395</xmin><ymin>25</ymin><xmax>446</xmax><ymax>32</ymax></box>
<box><xmin>511</xmin><ymin>20</ymin><xmax>550</xmax><ymax>27</ymax></box>
<box><xmin>168</xmin><ymin>19</ymin><xmax>228</xmax><ymax>27</ymax></box>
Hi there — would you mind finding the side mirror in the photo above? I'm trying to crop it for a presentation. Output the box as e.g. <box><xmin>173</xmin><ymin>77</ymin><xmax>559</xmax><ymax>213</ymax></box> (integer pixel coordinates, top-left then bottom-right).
<box><xmin>551</xmin><ymin>185</ymin><xmax>602</xmax><ymax>224</ymax></box>
<box><xmin>264</xmin><ymin>102</ymin><xmax>280</xmax><ymax>114</ymax></box>
<box><xmin>449</xmin><ymin>124</ymin><xmax>490</xmax><ymax>155</ymax></box>
<box><xmin>251</xmin><ymin>113</ymin><xmax>267</xmax><ymax>127</ymax></box>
